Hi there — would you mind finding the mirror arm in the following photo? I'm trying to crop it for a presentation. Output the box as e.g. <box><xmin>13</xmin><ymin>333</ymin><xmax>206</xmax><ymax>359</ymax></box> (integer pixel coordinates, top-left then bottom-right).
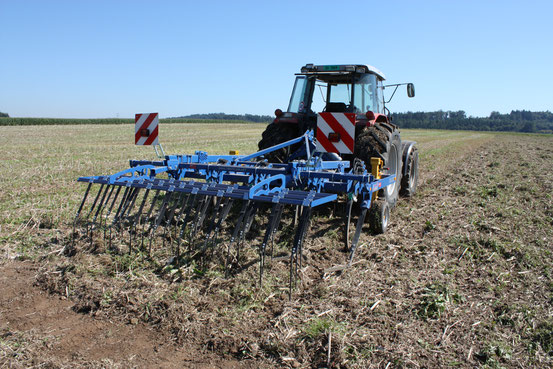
<box><xmin>384</xmin><ymin>84</ymin><xmax>400</xmax><ymax>104</ymax></box>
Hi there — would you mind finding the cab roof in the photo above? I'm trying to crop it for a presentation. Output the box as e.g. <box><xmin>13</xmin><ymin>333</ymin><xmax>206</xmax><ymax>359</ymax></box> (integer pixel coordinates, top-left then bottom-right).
<box><xmin>299</xmin><ymin>64</ymin><xmax>386</xmax><ymax>81</ymax></box>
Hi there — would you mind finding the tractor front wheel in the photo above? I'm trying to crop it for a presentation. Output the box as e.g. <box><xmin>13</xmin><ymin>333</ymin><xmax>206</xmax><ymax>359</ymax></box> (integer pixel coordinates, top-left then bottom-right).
<box><xmin>400</xmin><ymin>146</ymin><xmax>419</xmax><ymax>197</ymax></box>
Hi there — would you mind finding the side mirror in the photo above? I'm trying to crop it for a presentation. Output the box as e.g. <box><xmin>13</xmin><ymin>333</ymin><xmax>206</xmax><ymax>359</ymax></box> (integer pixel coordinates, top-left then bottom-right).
<box><xmin>407</xmin><ymin>83</ymin><xmax>415</xmax><ymax>98</ymax></box>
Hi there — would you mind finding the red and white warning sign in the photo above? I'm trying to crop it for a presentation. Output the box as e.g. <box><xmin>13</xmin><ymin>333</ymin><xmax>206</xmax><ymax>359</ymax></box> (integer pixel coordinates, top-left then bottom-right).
<box><xmin>135</xmin><ymin>113</ymin><xmax>159</xmax><ymax>145</ymax></box>
<box><xmin>316</xmin><ymin>112</ymin><xmax>356</xmax><ymax>154</ymax></box>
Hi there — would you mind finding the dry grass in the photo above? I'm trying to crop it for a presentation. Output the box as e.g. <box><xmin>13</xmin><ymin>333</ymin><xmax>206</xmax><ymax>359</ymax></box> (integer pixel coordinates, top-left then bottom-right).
<box><xmin>2</xmin><ymin>124</ymin><xmax>553</xmax><ymax>368</ymax></box>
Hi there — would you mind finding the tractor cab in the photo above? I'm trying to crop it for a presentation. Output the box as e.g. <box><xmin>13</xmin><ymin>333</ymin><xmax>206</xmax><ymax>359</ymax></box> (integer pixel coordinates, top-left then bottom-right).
<box><xmin>276</xmin><ymin>64</ymin><xmax>388</xmax><ymax>132</ymax></box>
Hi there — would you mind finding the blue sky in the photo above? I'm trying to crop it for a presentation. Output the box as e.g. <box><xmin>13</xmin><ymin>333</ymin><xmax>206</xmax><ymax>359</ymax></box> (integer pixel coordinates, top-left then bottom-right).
<box><xmin>1</xmin><ymin>0</ymin><xmax>552</xmax><ymax>118</ymax></box>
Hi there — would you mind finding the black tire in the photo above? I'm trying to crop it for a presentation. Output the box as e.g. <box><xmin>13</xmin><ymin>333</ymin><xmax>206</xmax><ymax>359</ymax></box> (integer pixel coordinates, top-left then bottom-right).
<box><xmin>354</xmin><ymin>122</ymin><xmax>403</xmax><ymax>207</ymax></box>
<box><xmin>400</xmin><ymin>147</ymin><xmax>419</xmax><ymax>197</ymax></box>
<box><xmin>368</xmin><ymin>200</ymin><xmax>390</xmax><ymax>234</ymax></box>
<box><xmin>257</xmin><ymin>123</ymin><xmax>300</xmax><ymax>163</ymax></box>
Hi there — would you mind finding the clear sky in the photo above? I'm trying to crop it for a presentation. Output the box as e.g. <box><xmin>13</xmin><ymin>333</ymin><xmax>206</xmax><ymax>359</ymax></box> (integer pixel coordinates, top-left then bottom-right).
<box><xmin>1</xmin><ymin>0</ymin><xmax>552</xmax><ymax>118</ymax></box>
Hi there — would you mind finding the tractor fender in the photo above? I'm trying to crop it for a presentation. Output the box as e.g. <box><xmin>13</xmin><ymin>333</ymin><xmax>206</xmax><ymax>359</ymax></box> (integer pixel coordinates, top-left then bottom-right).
<box><xmin>401</xmin><ymin>140</ymin><xmax>417</xmax><ymax>176</ymax></box>
<box><xmin>374</xmin><ymin>113</ymin><xmax>389</xmax><ymax>124</ymax></box>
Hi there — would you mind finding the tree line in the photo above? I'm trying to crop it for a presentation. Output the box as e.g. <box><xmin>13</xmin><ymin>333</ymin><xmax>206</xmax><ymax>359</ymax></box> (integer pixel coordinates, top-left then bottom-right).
<box><xmin>170</xmin><ymin>113</ymin><xmax>272</xmax><ymax>123</ymax></box>
<box><xmin>392</xmin><ymin>110</ymin><xmax>553</xmax><ymax>134</ymax></box>
<box><xmin>2</xmin><ymin>110</ymin><xmax>552</xmax><ymax>133</ymax></box>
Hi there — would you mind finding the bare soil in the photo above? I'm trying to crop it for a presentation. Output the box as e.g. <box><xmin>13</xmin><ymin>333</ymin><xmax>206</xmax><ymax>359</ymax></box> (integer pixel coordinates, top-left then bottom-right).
<box><xmin>2</xmin><ymin>132</ymin><xmax>553</xmax><ymax>368</ymax></box>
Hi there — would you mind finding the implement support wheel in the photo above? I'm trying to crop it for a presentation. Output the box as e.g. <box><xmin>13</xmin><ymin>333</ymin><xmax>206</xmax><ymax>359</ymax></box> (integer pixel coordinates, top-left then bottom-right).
<box><xmin>369</xmin><ymin>200</ymin><xmax>390</xmax><ymax>234</ymax></box>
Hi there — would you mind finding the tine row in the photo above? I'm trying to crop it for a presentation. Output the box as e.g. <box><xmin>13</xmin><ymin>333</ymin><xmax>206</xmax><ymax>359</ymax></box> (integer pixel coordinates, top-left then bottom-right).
<box><xmin>72</xmin><ymin>181</ymin><xmax>357</xmax><ymax>297</ymax></box>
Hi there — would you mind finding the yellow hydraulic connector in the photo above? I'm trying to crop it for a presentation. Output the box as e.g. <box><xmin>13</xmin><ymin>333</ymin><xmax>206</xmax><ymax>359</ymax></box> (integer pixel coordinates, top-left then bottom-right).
<box><xmin>370</xmin><ymin>157</ymin><xmax>383</xmax><ymax>179</ymax></box>
<box><xmin>370</xmin><ymin>157</ymin><xmax>384</xmax><ymax>203</ymax></box>
<box><xmin>229</xmin><ymin>150</ymin><xmax>239</xmax><ymax>155</ymax></box>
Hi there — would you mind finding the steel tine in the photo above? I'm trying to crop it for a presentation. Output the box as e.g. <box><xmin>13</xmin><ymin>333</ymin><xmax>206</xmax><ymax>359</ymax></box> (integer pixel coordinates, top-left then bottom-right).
<box><xmin>74</xmin><ymin>183</ymin><xmax>92</xmax><ymax>222</ymax></box>
<box><xmin>120</xmin><ymin>187</ymin><xmax>140</xmax><ymax>221</ymax></box>
<box><xmin>225</xmin><ymin>200</ymin><xmax>250</xmax><ymax>275</ymax></box>
<box><xmin>163</xmin><ymin>192</ymin><xmax>186</xmax><ymax>249</ymax></box>
<box><xmin>111</xmin><ymin>187</ymin><xmax>131</xmax><ymax>227</ymax></box>
<box><xmin>129</xmin><ymin>189</ymin><xmax>150</xmax><ymax>253</ymax></box>
<box><xmin>88</xmin><ymin>185</ymin><xmax>113</xmax><ymax>247</ymax></box>
<box><xmin>347</xmin><ymin>207</ymin><xmax>368</xmax><ymax>266</ymax></box>
<box><xmin>91</xmin><ymin>185</ymin><xmax>111</xmax><ymax>226</ymax></box>
<box><xmin>344</xmin><ymin>198</ymin><xmax>354</xmax><ymax>251</ymax></box>
<box><xmin>103</xmin><ymin>185</ymin><xmax>122</xmax><ymax>241</ymax></box>
<box><xmin>97</xmin><ymin>185</ymin><xmax>116</xmax><ymax>228</ymax></box>
<box><xmin>148</xmin><ymin>191</ymin><xmax>173</xmax><ymax>252</ymax></box>
<box><xmin>259</xmin><ymin>203</ymin><xmax>281</xmax><ymax>285</ymax></box>
<box><xmin>243</xmin><ymin>202</ymin><xmax>259</xmax><ymax>236</ymax></box>
<box><xmin>199</xmin><ymin>196</ymin><xmax>224</xmax><ymax>254</ymax></box>
<box><xmin>118</xmin><ymin>187</ymin><xmax>139</xmax><ymax>251</ymax></box>
<box><xmin>208</xmin><ymin>198</ymin><xmax>233</xmax><ymax>247</ymax></box>
<box><xmin>175</xmin><ymin>194</ymin><xmax>199</xmax><ymax>259</ymax></box>
<box><xmin>236</xmin><ymin>202</ymin><xmax>257</xmax><ymax>262</ymax></box>
<box><xmin>165</xmin><ymin>192</ymin><xmax>185</xmax><ymax>229</ymax></box>
<box><xmin>190</xmin><ymin>195</ymin><xmax>211</xmax><ymax>241</ymax></box>
<box><xmin>289</xmin><ymin>206</ymin><xmax>312</xmax><ymax>298</ymax></box>
<box><xmin>141</xmin><ymin>189</ymin><xmax>161</xmax><ymax>249</ymax></box>
<box><xmin>84</xmin><ymin>184</ymin><xmax>105</xmax><ymax>221</ymax></box>
<box><xmin>297</xmin><ymin>207</ymin><xmax>312</xmax><ymax>271</ymax></box>
<box><xmin>86</xmin><ymin>184</ymin><xmax>108</xmax><ymax>242</ymax></box>
<box><xmin>107</xmin><ymin>186</ymin><xmax>130</xmax><ymax>251</ymax></box>
<box><xmin>71</xmin><ymin>182</ymin><xmax>92</xmax><ymax>248</ymax></box>
<box><xmin>270</xmin><ymin>204</ymin><xmax>285</xmax><ymax>258</ymax></box>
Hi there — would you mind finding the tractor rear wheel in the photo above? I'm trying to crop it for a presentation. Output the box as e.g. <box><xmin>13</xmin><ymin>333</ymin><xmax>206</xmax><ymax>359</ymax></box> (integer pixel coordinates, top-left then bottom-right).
<box><xmin>400</xmin><ymin>146</ymin><xmax>419</xmax><ymax>197</ymax></box>
<box><xmin>354</xmin><ymin>122</ymin><xmax>402</xmax><ymax>207</ymax></box>
<box><xmin>258</xmin><ymin>123</ymin><xmax>300</xmax><ymax>163</ymax></box>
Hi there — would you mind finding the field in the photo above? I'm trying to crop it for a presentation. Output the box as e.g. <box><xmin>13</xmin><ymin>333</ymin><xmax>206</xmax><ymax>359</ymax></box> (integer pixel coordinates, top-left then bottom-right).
<box><xmin>1</xmin><ymin>124</ymin><xmax>553</xmax><ymax>368</ymax></box>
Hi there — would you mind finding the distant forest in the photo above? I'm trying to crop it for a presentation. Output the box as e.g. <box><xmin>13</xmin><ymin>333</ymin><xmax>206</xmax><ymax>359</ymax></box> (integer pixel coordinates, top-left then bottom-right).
<box><xmin>392</xmin><ymin>110</ymin><xmax>553</xmax><ymax>134</ymax></box>
<box><xmin>1</xmin><ymin>110</ymin><xmax>552</xmax><ymax>133</ymax></box>
<box><xmin>170</xmin><ymin>113</ymin><xmax>273</xmax><ymax>123</ymax></box>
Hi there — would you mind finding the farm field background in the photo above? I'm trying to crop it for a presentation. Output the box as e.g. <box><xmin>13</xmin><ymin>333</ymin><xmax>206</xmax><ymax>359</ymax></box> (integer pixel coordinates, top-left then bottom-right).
<box><xmin>1</xmin><ymin>123</ymin><xmax>552</xmax><ymax>368</ymax></box>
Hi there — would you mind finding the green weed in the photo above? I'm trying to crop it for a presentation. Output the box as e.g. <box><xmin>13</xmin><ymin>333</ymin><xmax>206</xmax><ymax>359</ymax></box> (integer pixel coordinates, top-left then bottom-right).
<box><xmin>416</xmin><ymin>282</ymin><xmax>463</xmax><ymax>320</ymax></box>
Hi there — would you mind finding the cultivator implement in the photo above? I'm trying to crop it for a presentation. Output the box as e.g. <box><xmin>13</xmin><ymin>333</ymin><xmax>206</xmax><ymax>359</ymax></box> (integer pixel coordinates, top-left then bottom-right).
<box><xmin>73</xmin><ymin>131</ymin><xmax>395</xmax><ymax>294</ymax></box>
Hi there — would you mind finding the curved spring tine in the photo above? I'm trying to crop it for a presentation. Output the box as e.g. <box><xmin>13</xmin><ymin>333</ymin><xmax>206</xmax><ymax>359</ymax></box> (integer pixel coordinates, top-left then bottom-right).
<box><xmin>270</xmin><ymin>204</ymin><xmax>285</xmax><ymax>259</ymax></box>
<box><xmin>84</xmin><ymin>184</ymin><xmax>105</xmax><ymax>221</ymax></box>
<box><xmin>225</xmin><ymin>200</ymin><xmax>250</xmax><ymax>275</ymax></box>
<box><xmin>259</xmin><ymin>203</ymin><xmax>282</xmax><ymax>285</ymax></box>
<box><xmin>344</xmin><ymin>198</ymin><xmax>354</xmax><ymax>251</ymax></box>
<box><xmin>199</xmin><ymin>196</ymin><xmax>224</xmax><ymax>255</ymax></box>
<box><xmin>190</xmin><ymin>195</ymin><xmax>211</xmax><ymax>241</ymax></box>
<box><xmin>120</xmin><ymin>187</ymin><xmax>140</xmax><ymax>220</ymax></box>
<box><xmin>347</xmin><ymin>207</ymin><xmax>368</xmax><ymax>266</ymax></box>
<box><xmin>110</xmin><ymin>187</ymin><xmax>131</xmax><ymax>227</ymax></box>
<box><xmin>238</xmin><ymin>202</ymin><xmax>258</xmax><ymax>248</ymax></box>
<box><xmin>141</xmin><ymin>189</ymin><xmax>161</xmax><ymax>249</ymax></box>
<box><xmin>75</xmin><ymin>183</ymin><xmax>92</xmax><ymax>222</ymax></box>
<box><xmin>148</xmin><ymin>192</ymin><xmax>173</xmax><ymax>252</ymax></box>
<box><xmin>163</xmin><ymin>192</ymin><xmax>186</xmax><ymax>248</ymax></box>
<box><xmin>72</xmin><ymin>182</ymin><xmax>92</xmax><ymax>248</ymax></box>
<box><xmin>175</xmin><ymin>194</ymin><xmax>198</xmax><ymax>259</ymax></box>
<box><xmin>129</xmin><ymin>189</ymin><xmax>150</xmax><ymax>253</ymax></box>
<box><xmin>206</xmin><ymin>198</ymin><xmax>233</xmax><ymax>248</ymax></box>
<box><xmin>289</xmin><ymin>206</ymin><xmax>312</xmax><ymax>299</ymax></box>
<box><xmin>103</xmin><ymin>185</ymin><xmax>122</xmax><ymax>241</ymax></box>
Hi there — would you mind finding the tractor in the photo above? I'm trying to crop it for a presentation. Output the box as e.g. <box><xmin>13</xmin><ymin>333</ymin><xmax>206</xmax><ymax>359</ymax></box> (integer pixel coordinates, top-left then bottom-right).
<box><xmin>73</xmin><ymin>63</ymin><xmax>419</xmax><ymax>293</ymax></box>
<box><xmin>258</xmin><ymin>64</ymin><xmax>419</xmax><ymax>213</ymax></box>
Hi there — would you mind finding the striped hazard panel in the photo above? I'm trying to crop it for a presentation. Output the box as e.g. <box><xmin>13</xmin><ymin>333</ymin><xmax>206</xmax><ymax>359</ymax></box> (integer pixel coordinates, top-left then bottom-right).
<box><xmin>316</xmin><ymin>112</ymin><xmax>356</xmax><ymax>154</ymax></box>
<box><xmin>135</xmin><ymin>113</ymin><xmax>159</xmax><ymax>145</ymax></box>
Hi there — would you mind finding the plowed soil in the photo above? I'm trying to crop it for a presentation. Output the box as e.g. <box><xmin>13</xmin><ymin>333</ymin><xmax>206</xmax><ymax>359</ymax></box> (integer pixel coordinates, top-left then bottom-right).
<box><xmin>1</xmin><ymin>126</ymin><xmax>552</xmax><ymax>368</ymax></box>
